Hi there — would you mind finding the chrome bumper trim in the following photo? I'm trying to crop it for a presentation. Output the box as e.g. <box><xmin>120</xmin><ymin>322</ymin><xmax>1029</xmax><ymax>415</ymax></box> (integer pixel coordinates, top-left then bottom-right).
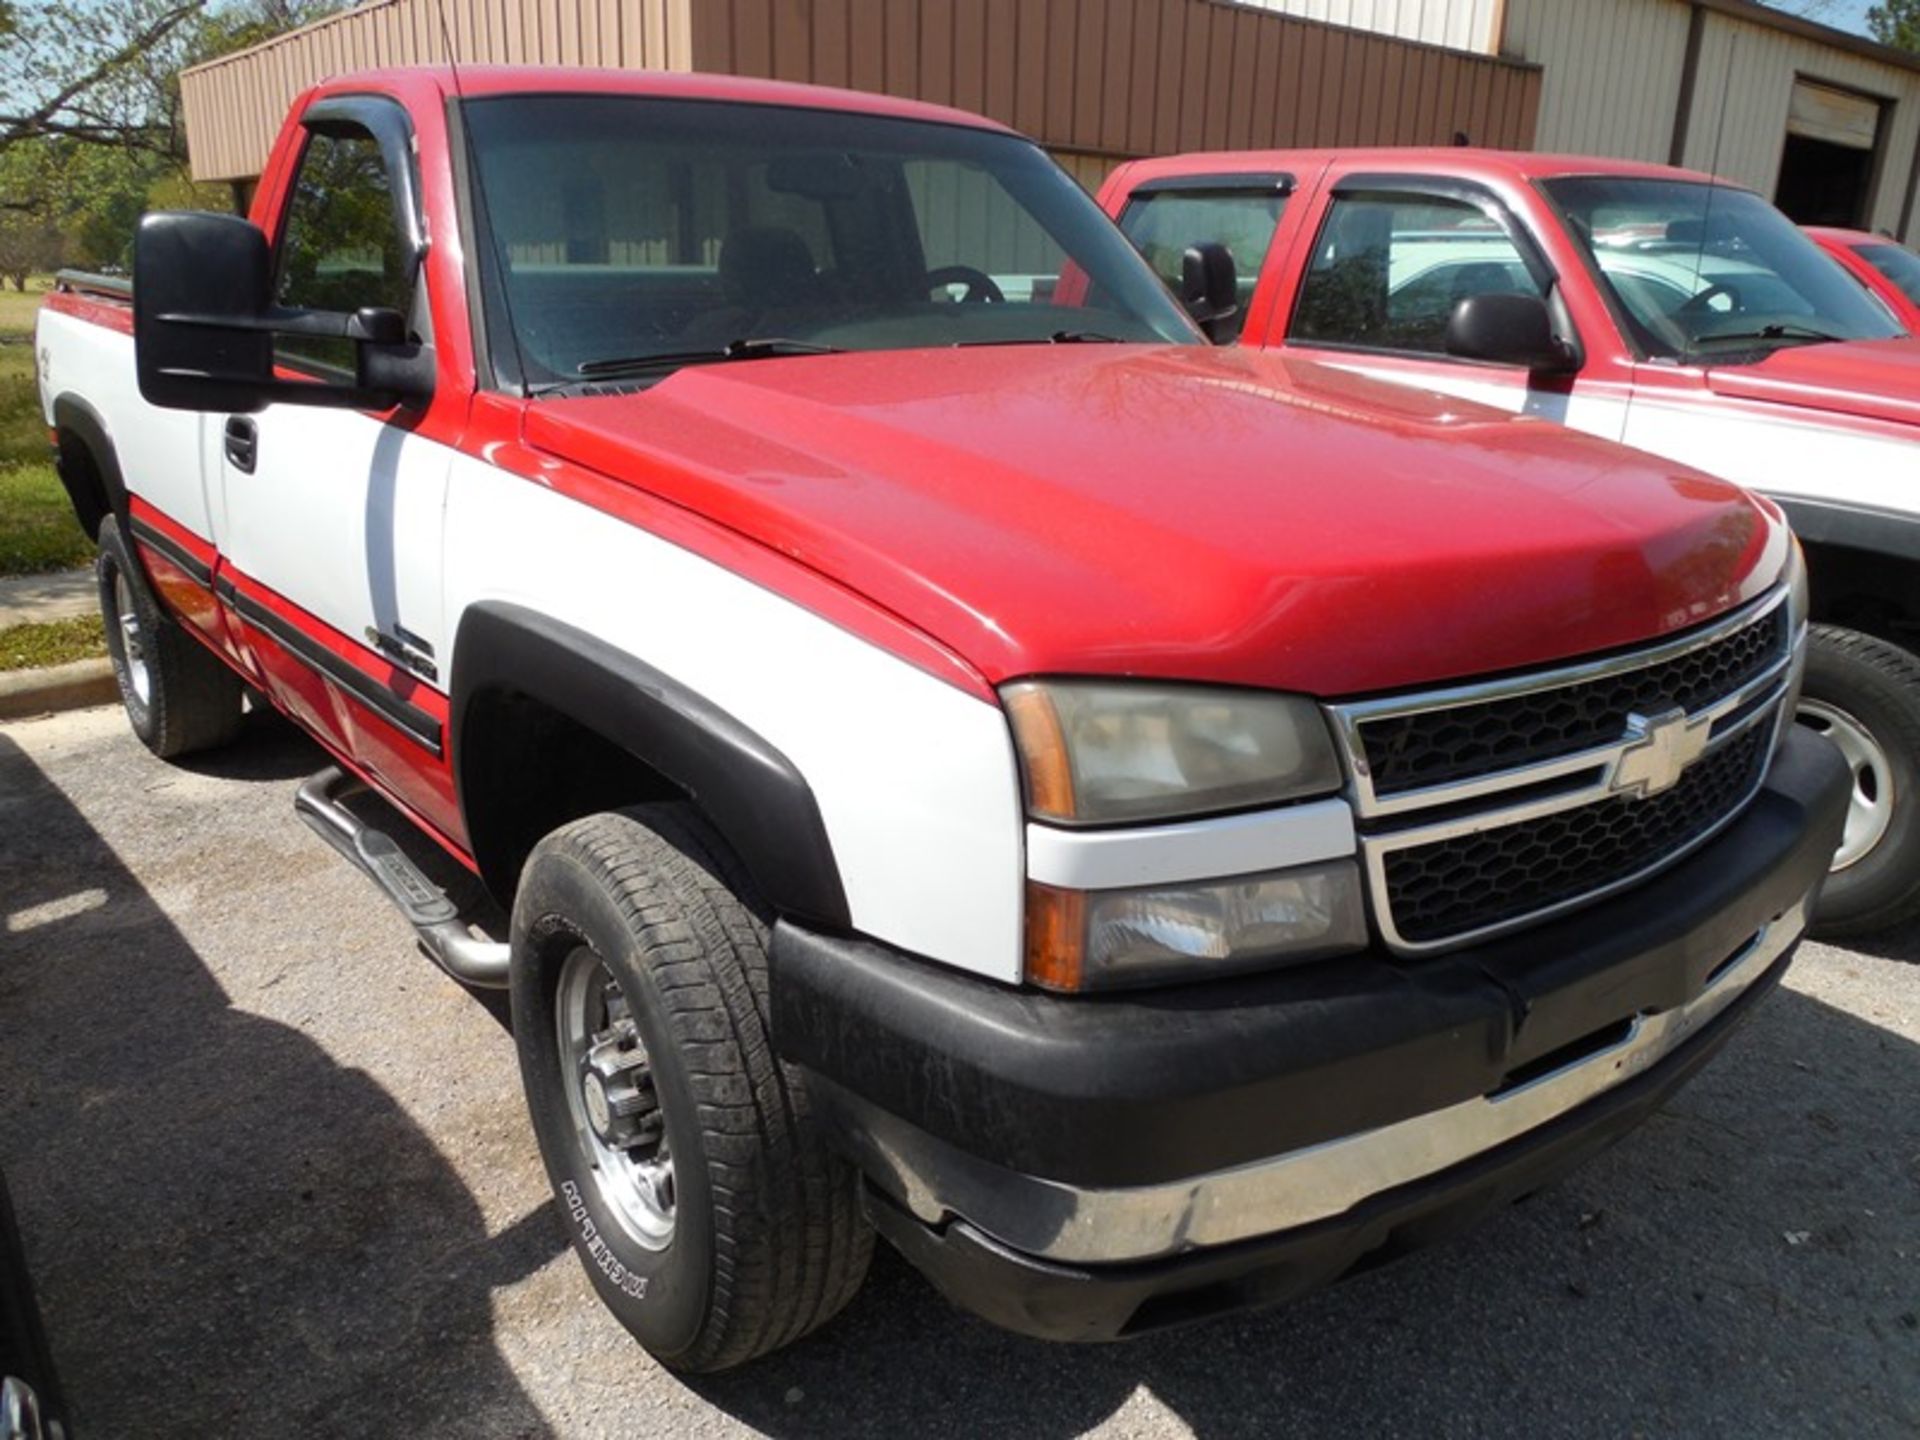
<box><xmin>890</xmin><ymin>901</ymin><xmax>1803</xmax><ymax>1266</ymax></box>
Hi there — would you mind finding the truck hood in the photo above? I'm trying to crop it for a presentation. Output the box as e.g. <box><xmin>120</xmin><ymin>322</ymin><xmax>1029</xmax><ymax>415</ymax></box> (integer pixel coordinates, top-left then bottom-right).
<box><xmin>1706</xmin><ymin>338</ymin><xmax>1920</xmax><ymax>430</ymax></box>
<box><xmin>526</xmin><ymin>346</ymin><xmax>1782</xmax><ymax>696</ymax></box>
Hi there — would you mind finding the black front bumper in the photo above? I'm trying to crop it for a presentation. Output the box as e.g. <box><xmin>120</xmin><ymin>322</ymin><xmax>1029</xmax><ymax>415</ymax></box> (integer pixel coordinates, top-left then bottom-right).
<box><xmin>770</xmin><ymin>727</ymin><xmax>1849</xmax><ymax>1341</ymax></box>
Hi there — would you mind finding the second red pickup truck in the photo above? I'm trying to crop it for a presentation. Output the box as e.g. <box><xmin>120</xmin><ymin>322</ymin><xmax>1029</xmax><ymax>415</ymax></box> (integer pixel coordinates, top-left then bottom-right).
<box><xmin>1101</xmin><ymin>147</ymin><xmax>1920</xmax><ymax>938</ymax></box>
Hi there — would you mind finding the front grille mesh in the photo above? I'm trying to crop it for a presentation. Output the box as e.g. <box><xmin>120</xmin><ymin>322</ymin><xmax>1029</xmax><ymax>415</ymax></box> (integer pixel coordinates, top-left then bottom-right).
<box><xmin>1359</xmin><ymin>605</ymin><xmax>1787</xmax><ymax>797</ymax></box>
<box><xmin>1381</xmin><ymin>725</ymin><xmax>1772</xmax><ymax>946</ymax></box>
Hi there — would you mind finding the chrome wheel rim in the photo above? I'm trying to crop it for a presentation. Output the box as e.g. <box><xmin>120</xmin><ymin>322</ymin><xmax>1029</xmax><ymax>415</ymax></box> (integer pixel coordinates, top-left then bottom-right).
<box><xmin>1798</xmin><ymin>700</ymin><xmax>1895</xmax><ymax>870</ymax></box>
<box><xmin>112</xmin><ymin>569</ymin><xmax>150</xmax><ymax>706</ymax></box>
<box><xmin>556</xmin><ymin>947</ymin><xmax>675</xmax><ymax>1249</ymax></box>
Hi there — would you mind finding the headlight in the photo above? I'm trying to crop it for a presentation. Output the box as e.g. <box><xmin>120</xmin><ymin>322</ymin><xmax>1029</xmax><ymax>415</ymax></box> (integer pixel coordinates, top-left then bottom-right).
<box><xmin>1026</xmin><ymin>862</ymin><xmax>1367</xmax><ymax>992</ymax></box>
<box><xmin>1002</xmin><ymin>680</ymin><xmax>1344</xmax><ymax>826</ymax></box>
<box><xmin>1779</xmin><ymin>535</ymin><xmax>1811</xmax><ymax>744</ymax></box>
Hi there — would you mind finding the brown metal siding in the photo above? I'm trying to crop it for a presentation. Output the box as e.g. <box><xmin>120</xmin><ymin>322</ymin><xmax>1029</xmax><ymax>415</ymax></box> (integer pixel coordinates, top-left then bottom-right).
<box><xmin>181</xmin><ymin>0</ymin><xmax>1541</xmax><ymax>184</ymax></box>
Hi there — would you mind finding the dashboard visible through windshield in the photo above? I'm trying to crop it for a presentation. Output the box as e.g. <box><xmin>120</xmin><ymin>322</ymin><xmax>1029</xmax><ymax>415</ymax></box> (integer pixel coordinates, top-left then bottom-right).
<box><xmin>461</xmin><ymin>95</ymin><xmax>1202</xmax><ymax>391</ymax></box>
<box><xmin>1542</xmin><ymin>176</ymin><xmax>1902</xmax><ymax>361</ymax></box>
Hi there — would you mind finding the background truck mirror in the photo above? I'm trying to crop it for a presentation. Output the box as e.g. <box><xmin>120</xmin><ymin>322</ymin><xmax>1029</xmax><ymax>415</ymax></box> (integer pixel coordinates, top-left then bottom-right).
<box><xmin>133</xmin><ymin>211</ymin><xmax>431</xmax><ymax>414</ymax></box>
<box><xmin>1181</xmin><ymin>242</ymin><xmax>1239</xmax><ymax>342</ymax></box>
<box><xmin>1444</xmin><ymin>292</ymin><xmax>1577</xmax><ymax>374</ymax></box>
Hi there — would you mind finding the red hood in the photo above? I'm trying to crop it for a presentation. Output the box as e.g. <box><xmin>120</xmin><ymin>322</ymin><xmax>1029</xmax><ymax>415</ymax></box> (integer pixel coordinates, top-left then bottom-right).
<box><xmin>526</xmin><ymin>346</ymin><xmax>1783</xmax><ymax>696</ymax></box>
<box><xmin>1707</xmin><ymin>338</ymin><xmax>1920</xmax><ymax>429</ymax></box>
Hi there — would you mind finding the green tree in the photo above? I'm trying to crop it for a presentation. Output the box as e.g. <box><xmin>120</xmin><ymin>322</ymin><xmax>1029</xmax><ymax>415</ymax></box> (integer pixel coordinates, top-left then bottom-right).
<box><xmin>1867</xmin><ymin>0</ymin><xmax>1920</xmax><ymax>50</ymax></box>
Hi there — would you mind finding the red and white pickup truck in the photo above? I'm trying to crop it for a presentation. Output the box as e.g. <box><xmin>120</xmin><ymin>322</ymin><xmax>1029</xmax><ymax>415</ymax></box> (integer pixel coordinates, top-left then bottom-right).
<box><xmin>1100</xmin><ymin>148</ymin><xmax>1920</xmax><ymax>937</ymax></box>
<box><xmin>36</xmin><ymin>70</ymin><xmax>1846</xmax><ymax>1369</ymax></box>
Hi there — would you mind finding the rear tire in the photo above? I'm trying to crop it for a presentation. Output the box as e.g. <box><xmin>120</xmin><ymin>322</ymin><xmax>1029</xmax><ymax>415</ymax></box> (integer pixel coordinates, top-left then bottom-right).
<box><xmin>96</xmin><ymin>515</ymin><xmax>244</xmax><ymax>760</ymax></box>
<box><xmin>1798</xmin><ymin>624</ymin><xmax>1920</xmax><ymax>940</ymax></box>
<box><xmin>509</xmin><ymin>804</ymin><xmax>873</xmax><ymax>1372</ymax></box>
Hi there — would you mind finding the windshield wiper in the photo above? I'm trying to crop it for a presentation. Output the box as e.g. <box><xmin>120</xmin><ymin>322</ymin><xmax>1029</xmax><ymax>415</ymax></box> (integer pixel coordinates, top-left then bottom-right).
<box><xmin>955</xmin><ymin>329</ymin><xmax>1129</xmax><ymax>348</ymax></box>
<box><xmin>572</xmin><ymin>337</ymin><xmax>845</xmax><ymax>379</ymax></box>
<box><xmin>1691</xmin><ymin>321</ymin><xmax>1847</xmax><ymax>347</ymax></box>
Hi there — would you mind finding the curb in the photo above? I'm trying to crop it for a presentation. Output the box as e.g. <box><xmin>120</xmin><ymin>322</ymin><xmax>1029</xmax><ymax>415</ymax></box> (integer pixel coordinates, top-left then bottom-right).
<box><xmin>0</xmin><ymin>659</ymin><xmax>118</xmax><ymax>722</ymax></box>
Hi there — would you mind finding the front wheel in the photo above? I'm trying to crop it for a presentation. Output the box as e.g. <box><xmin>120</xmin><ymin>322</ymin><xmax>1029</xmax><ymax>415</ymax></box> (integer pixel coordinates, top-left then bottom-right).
<box><xmin>1798</xmin><ymin>625</ymin><xmax>1920</xmax><ymax>940</ymax></box>
<box><xmin>509</xmin><ymin>805</ymin><xmax>872</xmax><ymax>1372</ymax></box>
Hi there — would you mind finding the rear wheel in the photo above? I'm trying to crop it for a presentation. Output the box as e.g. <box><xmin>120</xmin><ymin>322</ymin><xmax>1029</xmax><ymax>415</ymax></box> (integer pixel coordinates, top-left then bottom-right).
<box><xmin>1798</xmin><ymin>625</ymin><xmax>1920</xmax><ymax>940</ymax></box>
<box><xmin>96</xmin><ymin>515</ymin><xmax>244</xmax><ymax>759</ymax></box>
<box><xmin>510</xmin><ymin>805</ymin><xmax>872</xmax><ymax>1371</ymax></box>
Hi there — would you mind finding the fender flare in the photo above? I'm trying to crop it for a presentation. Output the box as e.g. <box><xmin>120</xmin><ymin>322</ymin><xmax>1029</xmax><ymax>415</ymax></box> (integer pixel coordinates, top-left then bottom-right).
<box><xmin>51</xmin><ymin>393</ymin><xmax>129</xmax><ymax>539</ymax></box>
<box><xmin>1777</xmin><ymin>496</ymin><xmax>1920</xmax><ymax>567</ymax></box>
<box><xmin>449</xmin><ymin>601</ymin><xmax>852</xmax><ymax>929</ymax></box>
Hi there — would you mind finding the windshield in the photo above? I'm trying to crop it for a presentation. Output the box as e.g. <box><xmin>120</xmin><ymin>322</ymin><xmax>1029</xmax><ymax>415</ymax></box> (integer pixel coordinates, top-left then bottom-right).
<box><xmin>1856</xmin><ymin>242</ymin><xmax>1920</xmax><ymax>308</ymax></box>
<box><xmin>1542</xmin><ymin>176</ymin><xmax>1902</xmax><ymax>360</ymax></box>
<box><xmin>462</xmin><ymin>96</ymin><xmax>1201</xmax><ymax>389</ymax></box>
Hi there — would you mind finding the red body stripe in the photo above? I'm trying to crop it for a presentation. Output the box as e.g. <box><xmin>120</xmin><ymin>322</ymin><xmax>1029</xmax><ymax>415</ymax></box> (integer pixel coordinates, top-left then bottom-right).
<box><xmin>43</xmin><ymin>288</ymin><xmax>133</xmax><ymax>336</ymax></box>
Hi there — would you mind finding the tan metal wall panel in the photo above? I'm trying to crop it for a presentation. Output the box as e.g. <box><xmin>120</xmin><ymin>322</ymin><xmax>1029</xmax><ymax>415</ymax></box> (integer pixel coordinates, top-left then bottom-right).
<box><xmin>1228</xmin><ymin>0</ymin><xmax>1501</xmax><ymax>53</ymax></box>
<box><xmin>1682</xmin><ymin>9</ymin><xmax>1920</xmax><ymax>238</ymax></box>
<box><xmin>1503</xmin><ymin>0</ymin><xmax>1692</xmax><ymax>161</ymax></box>
<box><xmin>182</xmin><ymin>0</ymin><xmax>1540</xmax><ymax>183</ymax></box>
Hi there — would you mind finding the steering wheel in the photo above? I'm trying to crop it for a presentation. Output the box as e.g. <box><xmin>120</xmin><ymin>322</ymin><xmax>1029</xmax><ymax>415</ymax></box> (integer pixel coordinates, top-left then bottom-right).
<box><xmin>1678</xmin><ymin>281</ymin><xmax>1741</xmax><ymax>316</ymax></box>
<box><xmin>926</xmin><ymin>265</ymin><xmax>1006</xmax><ymax>304</ymax></box>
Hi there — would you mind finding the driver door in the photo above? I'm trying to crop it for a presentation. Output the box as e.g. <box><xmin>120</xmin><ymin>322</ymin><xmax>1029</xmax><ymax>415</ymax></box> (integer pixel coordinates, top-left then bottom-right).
<box><xmin>1280</xmin><ymin>181</ymin><xmax>1631</xmax><ymax>440</ymax></box>
<box><xmin>214</xmin><ymin>100</ymin><xmax>453</xmax><ymax>804</ymax></box>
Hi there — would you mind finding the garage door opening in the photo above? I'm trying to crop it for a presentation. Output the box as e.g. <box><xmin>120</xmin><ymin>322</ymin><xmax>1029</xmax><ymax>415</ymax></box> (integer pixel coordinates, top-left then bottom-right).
<box><xmin>1775</xmin><ymin>79</ymin><xmax>1884</xmax><ymax>227</ymax></box>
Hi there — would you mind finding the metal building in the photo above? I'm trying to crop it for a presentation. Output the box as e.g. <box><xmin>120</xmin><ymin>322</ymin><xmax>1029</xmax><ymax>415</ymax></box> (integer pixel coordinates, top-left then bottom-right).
<box><xmin>179</xmin><ymin>0</ymin><xmax>1920</xmax><ymax>242</ymax></box>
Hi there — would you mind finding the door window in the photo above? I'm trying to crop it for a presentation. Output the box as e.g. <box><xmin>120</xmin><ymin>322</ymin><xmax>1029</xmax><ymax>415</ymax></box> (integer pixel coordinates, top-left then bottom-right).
<box><xmin>1290</xmin><ymin>192</ymin><xmax>1546</xmax><ymax>357</ymax></box>
<box><xmin>274</xmin><ymin>126</ymin><xmax>414</xmax><ymax>375</ymax></box>
<box><xmin>1117</xmin><ymin>187</ymin><xmax>1289</xmax><ymax>340</ymax></box>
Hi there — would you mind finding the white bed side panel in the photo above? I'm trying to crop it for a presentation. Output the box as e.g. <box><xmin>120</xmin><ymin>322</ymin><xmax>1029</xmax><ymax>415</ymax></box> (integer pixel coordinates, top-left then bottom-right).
<box><xmin>36</xmin><ymin>309</ymin><xmax>212</xmax><ymax>540</ymax></box>
<box><xmin>441</xmin><ymin>456</ymin><xmax>1026</xmax><ymax>982</ymax></box>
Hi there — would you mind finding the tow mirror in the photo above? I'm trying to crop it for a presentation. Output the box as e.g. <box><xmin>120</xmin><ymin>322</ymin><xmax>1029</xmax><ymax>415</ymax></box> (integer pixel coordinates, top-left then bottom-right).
<box><xmin>1444</xmin><ymin>292</ymin><xmax>1576</xmax><ymax>374</ymax></box>
<box><xmin>134</xmin><ymin>210</ymin><xmax>432</xmax><ymax>414</ymax></box>
<box><xmin>1180</xmin><ymin>242</ymin><xmax>1239</xmax><ymax>342</ymax></box>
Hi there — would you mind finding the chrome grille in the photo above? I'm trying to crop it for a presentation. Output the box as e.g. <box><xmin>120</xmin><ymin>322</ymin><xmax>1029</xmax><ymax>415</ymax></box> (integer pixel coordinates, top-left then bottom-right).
<box><xmin>1361</xmin><ymin>604</ymin><xmax>1788</xmax><ymax>797</ymax></box>
<box><xmin>1329</xmin><ymin>589</ymin><xmax>1799</xmax><ymax>955</ymax></box>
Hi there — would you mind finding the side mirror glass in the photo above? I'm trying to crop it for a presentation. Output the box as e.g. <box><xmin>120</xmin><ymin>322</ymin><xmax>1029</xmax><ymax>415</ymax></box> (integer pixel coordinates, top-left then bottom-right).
<box><xmin>133</xmin><ymin>211</ymin><xmax>432</xmax><ymax>414</ymax></box>
<box><xmin>1180</xmin><ymin>241</ymin><xmax>1239</xmax><ymax>342</ymax></box>
<box><xmin>1444</xmin><ymin>292</ymin><xmax>1576</xmax><ymax>374</ymax></box>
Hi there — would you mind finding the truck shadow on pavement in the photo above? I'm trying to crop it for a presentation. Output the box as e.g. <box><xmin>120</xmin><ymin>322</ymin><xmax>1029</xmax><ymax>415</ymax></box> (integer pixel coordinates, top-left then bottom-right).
<box><xmin>0</xmin><ymin>726</ymin><xmax>560</xmax><ymax>1439</ymax></box>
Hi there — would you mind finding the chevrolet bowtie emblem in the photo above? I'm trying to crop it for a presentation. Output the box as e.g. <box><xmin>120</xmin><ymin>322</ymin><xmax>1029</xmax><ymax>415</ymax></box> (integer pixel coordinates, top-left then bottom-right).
<box><xmin>1613</xmin><ymin>708</ymin><xmax>1711</xmax><ymax>799</ymax></box>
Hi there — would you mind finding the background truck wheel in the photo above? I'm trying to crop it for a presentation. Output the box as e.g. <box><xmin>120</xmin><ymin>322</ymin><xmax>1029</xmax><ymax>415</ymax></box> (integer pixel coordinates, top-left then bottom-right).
<box><xmin>96</xmin><ymin>515</ymin><xmax>244</xmax><ymax>759</ymax></box>
<box><xmin>509</xmin><ymin>805</ymin><xmax>873</xmax><ymax>1372</ymax></box>
<box><xmin>1797</xmin><ymin>624</ymin><xmax>1920</xmax><ymax>940</ymax></box>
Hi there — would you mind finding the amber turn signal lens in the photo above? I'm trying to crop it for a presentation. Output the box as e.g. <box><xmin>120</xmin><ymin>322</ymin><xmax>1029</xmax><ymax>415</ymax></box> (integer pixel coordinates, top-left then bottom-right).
<box><xmin>1003</xmin><ymin>683</ymin><xmax>1076</xmax><ymax>821</ymax></box>
<box><xmin>1023</xmin><ymin>881</ymin><xmax>1086</xmax><ymax>992</ymax></box>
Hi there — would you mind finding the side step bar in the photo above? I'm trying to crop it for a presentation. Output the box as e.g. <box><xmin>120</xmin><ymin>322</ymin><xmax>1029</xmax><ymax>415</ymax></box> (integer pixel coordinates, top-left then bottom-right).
<box><xmin>295</xmin><ymin>765</ymin><xmax>511</xmax><ymax>988</ymax></box>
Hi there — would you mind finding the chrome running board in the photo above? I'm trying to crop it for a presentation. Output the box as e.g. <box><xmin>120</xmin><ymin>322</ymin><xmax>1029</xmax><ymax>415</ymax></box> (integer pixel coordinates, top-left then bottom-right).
<box><xmin>294</xmin><ymin>765</ymin><xmax>511</xmax><ymax>988</ymax></box>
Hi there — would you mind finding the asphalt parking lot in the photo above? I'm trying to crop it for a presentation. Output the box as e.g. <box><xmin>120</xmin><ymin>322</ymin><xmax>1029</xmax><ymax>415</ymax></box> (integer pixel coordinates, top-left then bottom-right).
<box><xmin>1</xmin><ymin>705</ymin><xmax>1915</xmax><ymax>1440</ymax></box>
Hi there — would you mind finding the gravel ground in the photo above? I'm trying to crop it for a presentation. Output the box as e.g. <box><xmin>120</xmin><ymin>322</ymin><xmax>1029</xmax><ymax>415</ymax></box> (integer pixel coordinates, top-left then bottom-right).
<box><xmin>1</xmin><ymin>705</ymin><xmax>1915</xmax><ymax>1440</ymax></box>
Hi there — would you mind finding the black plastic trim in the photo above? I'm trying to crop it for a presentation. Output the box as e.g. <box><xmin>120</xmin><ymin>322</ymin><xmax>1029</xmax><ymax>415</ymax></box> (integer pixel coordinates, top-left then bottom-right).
<box><xmin>449</xmin><ymin>602</ymin><xmax>851</xmax><ymax>928</ymax></box>
<box><xmin>232</xmin><ymin>590</ymin><xmax>443</xmax><ymax>754</ymax></box>
<box><xmin>773</xmin><ymin>726</ymin><xmax>1847</xmax><ymax>1190</ymax></box>
<box><xmin>870</xmin><ymin>946</ymin><xmax>1789</xmax><ymax>1343</ymax></box>
<box><xmin>128</xmin><ymin>515</ymin><xmax>212</xmax><ymax>587</ymax></box>
<box><xmin>50</xmin><ymin>393</ymin><xmax>127</xmax><ymax>538</ymax></box>
<box><xmin>1129</xmin><ymin>171</ymin><xmax>1295</xmax><ymax>196</ymax></box>
<box><xmin>1776</xmin><ymin>495</ymin><xmax>1920</xmax><ymax>564</ymax></box>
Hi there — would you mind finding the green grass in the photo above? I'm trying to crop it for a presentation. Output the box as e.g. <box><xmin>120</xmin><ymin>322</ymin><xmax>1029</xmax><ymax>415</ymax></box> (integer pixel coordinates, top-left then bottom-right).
<box><xmin>0</xmin><ymin>614</ymin><xmax>105</xmax><ymax>672</ymax></box>
<box><xmin>0</xmin><ymin>275</ymin><xmax>94</xmax><ymax>577</ymax></box>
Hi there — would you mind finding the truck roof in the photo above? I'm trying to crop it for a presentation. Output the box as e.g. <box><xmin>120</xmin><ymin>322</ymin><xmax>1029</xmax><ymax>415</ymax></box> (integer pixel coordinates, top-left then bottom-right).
<box><xmin>308</xmin><ymin>64</ymin><xmax>1014</xmax><ymax>135</ymax></box>
<box><xmin>1117</xmin><ymin>146</ymin><xmax>1726</xmax><ymax>191</ymax></box>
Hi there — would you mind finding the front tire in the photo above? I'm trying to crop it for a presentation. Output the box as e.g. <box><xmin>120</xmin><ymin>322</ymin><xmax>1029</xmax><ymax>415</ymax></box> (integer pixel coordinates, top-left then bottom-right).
<box><xmin>510</xmin><ymin>805</ymin><xmax>873</xmax><ymax>1372</ymax></box>
<box><xmin>1798</xmin><ymin>625</ymin><xmax>1920</xmax><ymax>940</ymax></box>
<box><xmin>96</xmin><ymin>515</ymin><xmax>244</xmax><ymax>759</ymax></box>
